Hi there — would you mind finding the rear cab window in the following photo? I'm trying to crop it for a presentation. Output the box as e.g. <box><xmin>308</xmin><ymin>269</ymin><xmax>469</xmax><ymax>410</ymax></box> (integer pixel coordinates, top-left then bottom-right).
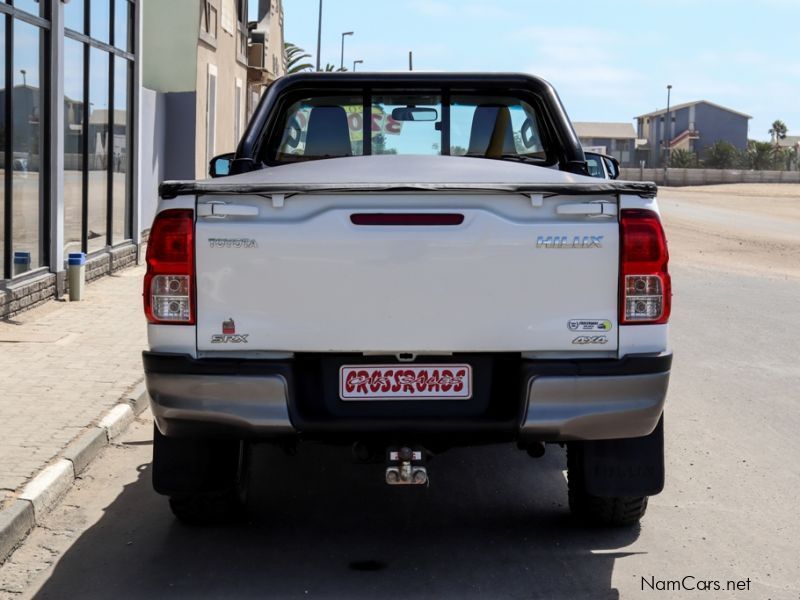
<box><xmin>277</xmin><ymin>95</ymin><xmax>365</xmax><ymax>161</ymax></box>
<box><xmin>372</xmin><ymin>93</ymin><xmax>442</xmax><ymax>155</ymax></box>
<box><xmin>267</xmin><ymin>89</ymin><xmax>554</xmax><ymax>167</ymax></box>
<box><xmin>450</xmin><ymin>96</ymin><xmax>545</xmax><ymax>159</ymax></box>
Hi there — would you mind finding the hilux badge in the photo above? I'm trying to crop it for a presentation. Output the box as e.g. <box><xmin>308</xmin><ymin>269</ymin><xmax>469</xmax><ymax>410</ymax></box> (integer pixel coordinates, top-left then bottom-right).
<box><xmin>536</xmin><ymin>235</ymin><xmax>603</xmax><ymax>249</ymax></box>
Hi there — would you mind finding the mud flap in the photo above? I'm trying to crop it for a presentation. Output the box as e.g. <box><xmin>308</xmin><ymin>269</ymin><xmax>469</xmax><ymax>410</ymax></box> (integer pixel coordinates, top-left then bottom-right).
<box><xmin>152</xmin><ymin>425</ymin><xmax>242</xmax><ymax>495</ymax></box>
<box><xmin>578</xmin><ymin>416</ymin><xmax>664</xmax><ymax>497</ymax></box>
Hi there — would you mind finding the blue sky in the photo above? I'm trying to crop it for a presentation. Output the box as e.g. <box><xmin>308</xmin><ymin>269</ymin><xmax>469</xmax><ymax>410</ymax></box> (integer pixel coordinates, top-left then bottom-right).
<box><xmin>283</xmin><ymin>0</ymin><xmax>800</xmax><ymax>141</ymax></box>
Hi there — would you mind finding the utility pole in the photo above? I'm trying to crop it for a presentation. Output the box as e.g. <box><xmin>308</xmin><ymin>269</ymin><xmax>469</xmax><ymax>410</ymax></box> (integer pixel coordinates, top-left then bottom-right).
<box><xmin>340</xmin><ymin>31</ymin><xmax>353</xmax><ymax>71</ymax></box>
<box><xmin>408</xmin><ymin>51</ymin><xmax>413</xmax><ymax>71</ymax></box>
<box><xmin>315</xmin><ymin>0</ymin><xmax>323</xmax><ymax>71</ymax></box>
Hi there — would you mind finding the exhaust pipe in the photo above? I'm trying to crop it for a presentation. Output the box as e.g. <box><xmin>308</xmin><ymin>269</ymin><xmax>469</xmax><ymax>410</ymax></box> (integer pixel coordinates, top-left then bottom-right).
<box><xmin>523</xmin><ymin>441</ymin><xmax>546</xmax><ymax>458</ymax></box>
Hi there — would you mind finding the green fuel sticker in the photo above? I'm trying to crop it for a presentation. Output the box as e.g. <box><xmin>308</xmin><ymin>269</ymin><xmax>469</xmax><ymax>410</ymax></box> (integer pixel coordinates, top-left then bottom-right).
<box><xmin>568</xmin><ymin>319</ymin><xmax>613</xmax><ymax>332</ymax></box>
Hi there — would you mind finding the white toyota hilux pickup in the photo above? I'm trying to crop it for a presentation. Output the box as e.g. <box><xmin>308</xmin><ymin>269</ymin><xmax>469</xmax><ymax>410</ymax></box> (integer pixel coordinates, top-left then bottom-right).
<box><xmin>143</xmin><ymin>73</ymin><xmax>671</xmax><ymax>526</ymax></box>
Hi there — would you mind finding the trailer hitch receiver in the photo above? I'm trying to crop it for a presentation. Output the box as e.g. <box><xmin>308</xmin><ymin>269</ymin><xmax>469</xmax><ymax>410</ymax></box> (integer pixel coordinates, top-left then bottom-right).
<box><xmin>386</xmin><ymin>446</ymin><xmax>428</xmax><ymax>486</ymax></box>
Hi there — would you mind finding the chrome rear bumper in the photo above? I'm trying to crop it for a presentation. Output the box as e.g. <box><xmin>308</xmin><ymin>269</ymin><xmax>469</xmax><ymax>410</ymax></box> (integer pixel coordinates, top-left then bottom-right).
<box><xmin>146</xmin><ymin>372</ymin><xmax>295</xmax><ymax>436</ymax></box>
<box><xmin>144</xmin><ymin>352</ymin><xmax>670</xmax><ymax>441</ymax></box>
<box><xmin>520</xmin><ymin>371</ymin><xmax>669</xmax><ymax>440</ymax></box>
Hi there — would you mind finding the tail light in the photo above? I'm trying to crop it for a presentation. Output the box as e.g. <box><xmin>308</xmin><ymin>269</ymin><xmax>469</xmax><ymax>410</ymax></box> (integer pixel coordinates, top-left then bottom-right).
<box><xmin>144</xmin><ymin>209</ymin><xmax>195</xmax><ymax>324</ymax></box>
<box><xmin>620</xmin><ymin>209</ymin><xmax>671</xmax><ymax>325</ymax></box>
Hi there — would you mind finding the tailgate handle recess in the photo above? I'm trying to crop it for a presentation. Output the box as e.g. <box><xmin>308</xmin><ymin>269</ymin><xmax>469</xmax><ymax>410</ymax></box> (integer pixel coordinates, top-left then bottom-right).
<box><xmin>197</xmin><ymin>202</ymin><xmax>259</xmax><ymax>218</ymax></box>
<box><xmin>556</xmin><ymin>202</ymin><xmax>618</xmax><ymax>217</ymax></box>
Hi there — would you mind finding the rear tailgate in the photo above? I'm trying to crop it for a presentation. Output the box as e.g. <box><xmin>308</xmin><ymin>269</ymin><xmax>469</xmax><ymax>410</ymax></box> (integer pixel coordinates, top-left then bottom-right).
<box><xmin>194</xmin><ymin>192</ymin><xmax>619</xmax><ymax>353</ymax></box>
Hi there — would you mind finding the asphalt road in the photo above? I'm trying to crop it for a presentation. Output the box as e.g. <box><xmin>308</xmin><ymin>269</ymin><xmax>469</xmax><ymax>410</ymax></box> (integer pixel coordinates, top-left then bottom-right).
<box><xmin>1</xmin><ymin>185</ymin><xmax>799</xmax><ymax>599</ymax></box>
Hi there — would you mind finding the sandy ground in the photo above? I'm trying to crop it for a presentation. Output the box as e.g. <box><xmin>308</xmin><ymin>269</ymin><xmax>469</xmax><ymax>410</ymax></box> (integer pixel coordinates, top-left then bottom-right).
<box><xmin>658</xmin><ymin>183</ymin><xmax>800</xmax><ymax>280</ymax></box>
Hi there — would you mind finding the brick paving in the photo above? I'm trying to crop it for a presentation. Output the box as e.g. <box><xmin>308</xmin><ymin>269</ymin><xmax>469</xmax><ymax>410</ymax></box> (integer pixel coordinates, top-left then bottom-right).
<box><xmin>0</xmin><ymin>266</ymin><xmax>147</xmax><ymax>509</ymax></box>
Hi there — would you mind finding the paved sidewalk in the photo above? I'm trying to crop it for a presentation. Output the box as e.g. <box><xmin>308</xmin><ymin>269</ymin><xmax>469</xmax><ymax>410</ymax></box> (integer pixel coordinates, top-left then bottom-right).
<box><xmin>0</xmin><ymin>266</ymin><xmax>147</xmax><ymax>510</ymax></box>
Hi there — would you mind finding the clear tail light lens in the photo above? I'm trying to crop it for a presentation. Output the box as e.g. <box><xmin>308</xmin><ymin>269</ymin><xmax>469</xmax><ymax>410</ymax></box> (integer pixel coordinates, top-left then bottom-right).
<box><xmin>144</xmin><ymin>209</ymin><xmax>195</xmax><ymax>324</ymax></box>
<box><xmin>620</xmin><ymin>209</ymin><xmax>671</xmax><ymax>325</ymax></box>
<box><xmin>625</xmin><ymin>275</ymin><xmax>664</xmax><ymax>321</ymax></box>
<box><xmin>150</xmin><ymin>275</ymin><xmax>192</xmax><ymax>321</ymax></box>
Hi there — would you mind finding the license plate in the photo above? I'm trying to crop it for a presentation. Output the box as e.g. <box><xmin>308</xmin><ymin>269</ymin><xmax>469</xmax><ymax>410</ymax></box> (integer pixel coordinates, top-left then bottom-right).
<box><xmin>339</xmin><ymin>364</ymin><xmax>472</xmax><ymax>401</ymax></box>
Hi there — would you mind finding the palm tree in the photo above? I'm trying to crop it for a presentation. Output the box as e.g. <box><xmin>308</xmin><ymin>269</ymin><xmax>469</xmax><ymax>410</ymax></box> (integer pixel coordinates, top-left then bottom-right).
<box><xmin>703</xmin><ymin>141</ymin><xmax>738</xmax><ymax>169</ymax></box>
<box><xmin>744</xmin><ymin>140</ymin><xmax>778</xmax><ymax>170</ymax></box>
<box><xmin>284</xmin><ymin>42</ymin><xmax>313</xmax><ymax>74</ymax></box>
<box><xmin>668</xmin><ymin>149</ymin><xmax>697</xmax><ymax>168</ymax></box>
<box><xmin>323</xmin><ymin>63</ymin><xmax>347</xmax><ymax>72</ymax></box>
<box><xmin>768</xmin><ymin>119</ymin><xmax>787</xmax><ymax>143</ymax></box>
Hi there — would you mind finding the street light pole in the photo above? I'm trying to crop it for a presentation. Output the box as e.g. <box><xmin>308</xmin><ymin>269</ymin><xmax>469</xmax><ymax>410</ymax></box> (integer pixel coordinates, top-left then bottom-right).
<box><xmin>20</xmin><ymin>69</ymin><xmax>27</xmax><ymax>86</ymax></box>
<box><xmin>340</xmin><ymin>31</ymin><xmax>353</xmax><ymax>71</ymax></box>
<box><xmin>315</xmin><ymin>0</ymin><xmax>322</xmax><ymax>71</ymax></box>
<box><xmin>353</xmin><ymin>59</ymin><xmax>363</xmax><ymax>72</ymax></box>
<box><xmin>665</xmin><ymin>84</ymin><xmax>672</xmax><ymax>167</ymax></box>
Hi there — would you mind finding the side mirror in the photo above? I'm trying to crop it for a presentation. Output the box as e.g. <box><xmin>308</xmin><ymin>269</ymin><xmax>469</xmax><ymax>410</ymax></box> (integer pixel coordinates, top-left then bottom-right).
<box><xmin>583</xmin><ymin>152</ymin><xmax>605</xmax><ymax>178</ymax></box>
<box><xmin>602</xmin><ymin>155</ymin><xmax>620</xmax><ymax>180</ymax></box>
<box><xmin>209</xmin><ymin>153</ymin><xmax>235</xmax><ymax>178</ymax></box>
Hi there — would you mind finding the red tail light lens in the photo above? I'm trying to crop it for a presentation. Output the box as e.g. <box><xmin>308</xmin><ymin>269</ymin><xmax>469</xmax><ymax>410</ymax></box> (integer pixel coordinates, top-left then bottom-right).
<box><xmin>620</xmin><ymin>209</ymin><xmax>671</xmax><ymax>325</ymax></box>
<box><xmin>350</xmin><ymin>213</ymin><xmax>465</xmax><ymax>226</ymax></box>
<box><xmin>144</xmin><ymin>209</ymin><xmax>195</xmax><ymax>324</ymax></box>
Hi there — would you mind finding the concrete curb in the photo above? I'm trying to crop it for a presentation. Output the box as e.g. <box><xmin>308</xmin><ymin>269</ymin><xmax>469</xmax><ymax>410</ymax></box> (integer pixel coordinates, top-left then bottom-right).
<box><xmin>0</xmin><ymin>385</ymin><xmax>149</xmax><ymax>564</ymax></box>
<box><xmin>19</xmin><ymin>460</ymin><xmax>74</xmax><ymax>520</ymax></box>
<box><xmin>98</xmin><ymin>404</ymin><xmax>135</xmax><ymax>440</ymax></box>
<box><xmin>0</xmin><ymin>501</ymin><xmax>35</xmax><ymax>563</ymax></box>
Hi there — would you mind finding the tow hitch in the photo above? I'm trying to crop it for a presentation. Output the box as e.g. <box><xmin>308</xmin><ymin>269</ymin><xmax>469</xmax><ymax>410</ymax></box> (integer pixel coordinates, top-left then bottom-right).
<box><xmin>385</xmin><ymin>447</ymin><xmax>428</xmax><ymax>486</ymax></box>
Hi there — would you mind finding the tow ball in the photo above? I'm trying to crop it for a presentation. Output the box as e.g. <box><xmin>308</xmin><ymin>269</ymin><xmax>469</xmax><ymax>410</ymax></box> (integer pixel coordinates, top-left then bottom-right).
<box><xmin>385</xmin><ymin>447</ymin><xmax>428</xmax><ymax>486</ymax></box>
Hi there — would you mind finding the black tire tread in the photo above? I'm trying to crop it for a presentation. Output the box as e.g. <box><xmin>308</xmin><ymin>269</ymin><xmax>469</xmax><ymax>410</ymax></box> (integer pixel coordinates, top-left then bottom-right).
<box><xmin>567</xmin><ymin>445</ymin><xmax>649</xmax><ymax>527</ymax></box>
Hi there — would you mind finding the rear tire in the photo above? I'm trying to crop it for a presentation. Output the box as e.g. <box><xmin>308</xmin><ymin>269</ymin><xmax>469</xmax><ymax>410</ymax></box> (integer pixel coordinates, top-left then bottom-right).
<box><xmin>152</xmin><ymin>425</ymin><xmax>249</xmax><ymax>525</ymax></box>
<box><xmin>567</xmin><ymin>445</ymin><xmax>649</xmax><ymax>526</ymax></box>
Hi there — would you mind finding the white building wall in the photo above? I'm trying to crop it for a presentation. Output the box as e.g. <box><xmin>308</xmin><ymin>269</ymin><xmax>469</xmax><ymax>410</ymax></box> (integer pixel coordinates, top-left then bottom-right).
<box><xmin>137</xmin><ymin>88</ymin><xmax>165</xmax><ymax>233</ymax></box>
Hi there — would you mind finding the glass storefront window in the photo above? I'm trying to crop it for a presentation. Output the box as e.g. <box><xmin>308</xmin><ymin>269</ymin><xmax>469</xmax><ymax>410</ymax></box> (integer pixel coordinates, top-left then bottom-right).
<box><xmin>64</xmin><ymin>0</ymin><xmax>86</xmax><ymax>34</ymax></box>
<box><xmin>90</xmin><ymin>0</ymin><xmax>110</xmax><ymax>44</ymax></box>
<box><xmin>114</xmin><ymin>0</ymin><xmax>129</xmax><ymax>51</ymax></box>
<box><xmin>12</xmin><ymin>19</ymin><xmax>45</xmax><ymax>272</ymax></box>
<box><xmin>87</xmin><ymin>47</ymin><xmax>108</xmax><ymax>253</ymax></box>
<box><xmin>1</xmin><ymin>0</ymin><xmax>136</xmax><ymax>280</ymax></box>
<box><xmin>64</xmin><ymin>38</ymin><xmax>84</xmax><ymax>257</ymax></box>
<box><xmin>112</xmin><ymin>55</ymin><xmax>130</xmax><ymax>243</ymax></box>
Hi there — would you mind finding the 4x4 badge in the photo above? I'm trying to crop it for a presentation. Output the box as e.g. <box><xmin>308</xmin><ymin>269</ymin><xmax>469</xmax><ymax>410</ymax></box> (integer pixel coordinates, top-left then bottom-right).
<box><xmin>572</xmin><ymin>335</ymin><xmax>608</xmax><ymax>345</ymax></box>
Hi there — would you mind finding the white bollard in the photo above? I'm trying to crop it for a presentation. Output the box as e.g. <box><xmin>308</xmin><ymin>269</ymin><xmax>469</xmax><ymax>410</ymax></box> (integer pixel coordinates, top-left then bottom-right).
<box><xmin>67</xmin><ymin>253</ymin><xmax>86</xmax><ymax>301</ymax></box>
